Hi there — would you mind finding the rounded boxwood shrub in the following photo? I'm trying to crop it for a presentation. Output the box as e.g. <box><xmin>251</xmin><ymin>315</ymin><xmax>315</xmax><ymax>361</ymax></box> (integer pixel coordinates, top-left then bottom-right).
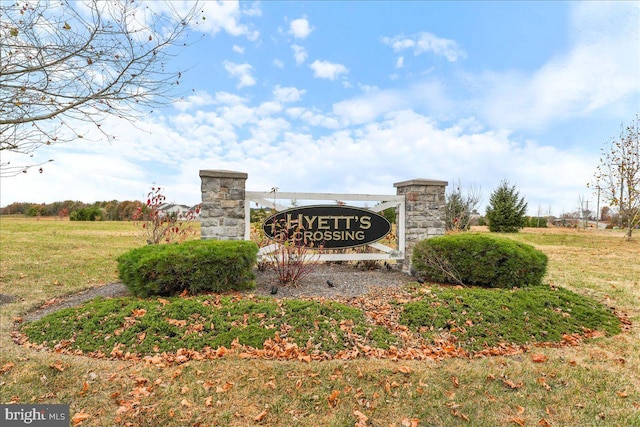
<box><xmin>117</xmin><ymin>239</ymin><xmax>259</xmax><ymax>297</ymax></box>
<box><xmin>411</xmin><ymin>233</ymin><xmax>547</xmax><ymax>288</ymax></box>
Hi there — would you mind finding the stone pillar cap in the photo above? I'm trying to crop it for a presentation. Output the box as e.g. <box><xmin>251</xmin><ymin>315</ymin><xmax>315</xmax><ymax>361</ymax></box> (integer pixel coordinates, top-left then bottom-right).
<box><xmin>394</xmin><ymin>178</ymin><xmax>448</xmax><ymax>187</ymax></box>
<box><xmin>199</xmin><ymin>170</ymin><xmax>248</xmax><ymax>179</ymax></box>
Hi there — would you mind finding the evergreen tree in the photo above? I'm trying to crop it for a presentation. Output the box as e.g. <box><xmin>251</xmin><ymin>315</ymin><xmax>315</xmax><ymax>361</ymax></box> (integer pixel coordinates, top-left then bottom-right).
<box><xmin>486</xmin><ymin>180</ymin><xmax>528</xmax><ymax>233</ymax></box>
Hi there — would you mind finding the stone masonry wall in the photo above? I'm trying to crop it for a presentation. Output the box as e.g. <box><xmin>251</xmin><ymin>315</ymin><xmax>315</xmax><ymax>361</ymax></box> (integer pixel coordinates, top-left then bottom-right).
<box><xmin>199</xmin><ymin>170</ymin><xmax>247</xmax><ymax>240</ymax></box>
<box><xmin>394</xmin><ymin>179</ymin><xmax>448</xmax><ymax>274</ymax></box>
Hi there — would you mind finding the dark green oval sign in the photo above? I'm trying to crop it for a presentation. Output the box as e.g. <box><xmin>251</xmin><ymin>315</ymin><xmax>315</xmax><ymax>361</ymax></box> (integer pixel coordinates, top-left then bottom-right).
<box><xmin>262</xmin><ymin>205</ymin><xmax>391</xmax><ymax>249</ymax></box>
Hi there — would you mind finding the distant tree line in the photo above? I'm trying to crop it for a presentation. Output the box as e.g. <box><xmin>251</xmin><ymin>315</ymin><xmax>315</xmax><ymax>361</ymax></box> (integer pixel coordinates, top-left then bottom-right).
<box><xmin>1</xmin><ymin>200</ymin><xmax>144</xmax><ymax>221</ymax></box>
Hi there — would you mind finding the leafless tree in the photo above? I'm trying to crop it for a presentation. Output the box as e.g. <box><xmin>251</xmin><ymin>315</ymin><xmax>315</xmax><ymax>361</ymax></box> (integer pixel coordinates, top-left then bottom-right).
<box><xmin>592</xmin><ymin>115</ymin><xmax>640</xmax><ymax>240</ymax></box>
<box><xmin>444</xmin><ymin>180</ymin><xmax>482</xmax><ymax>232</ymax></box>
<box><xmin>0</xmin><ymin>0</ymin><xmax>202</xmax><ymax>176</ymax></box>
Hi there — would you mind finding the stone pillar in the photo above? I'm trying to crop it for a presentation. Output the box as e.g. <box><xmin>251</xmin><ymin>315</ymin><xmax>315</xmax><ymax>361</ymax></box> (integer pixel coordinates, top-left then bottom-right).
<box><xmin>394</xmin><ymin>178</ymin><xmax>448</xmax><ymax>274</ymax></box>
<box><xmin>199</xmin><ymin>170</ymin><xmax>248</xmax><ymax>240</ymax></box>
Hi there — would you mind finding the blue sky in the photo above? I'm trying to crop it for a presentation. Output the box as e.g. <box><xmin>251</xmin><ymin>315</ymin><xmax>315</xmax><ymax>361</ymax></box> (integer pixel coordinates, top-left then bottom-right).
<box><xmin>2</xmin><ymin>1</ymin><xmax>639</xmax><ymax>217</ymax></box>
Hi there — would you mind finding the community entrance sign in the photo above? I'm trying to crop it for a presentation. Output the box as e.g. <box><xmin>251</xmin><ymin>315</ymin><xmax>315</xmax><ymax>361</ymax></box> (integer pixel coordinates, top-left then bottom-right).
<box><xmin>262</xmin><ymin>205</ymin><xmax>392</xmax><ymax>249</ymax></box>
<box><xmin>198</xmin><ymin>170</ymin><xmax>448</xmax><ymax>272</ymax></box>
<box><xmin>245</xmin><ymin>190</ymin><xmax>405</xmax><ymax>263</ymax></box>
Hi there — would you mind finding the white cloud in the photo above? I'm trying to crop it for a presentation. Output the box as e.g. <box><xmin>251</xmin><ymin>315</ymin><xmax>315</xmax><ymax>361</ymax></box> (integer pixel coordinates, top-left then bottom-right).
<box><xmin>381</xmin><ymin>32</ymin><xmax>466</xmax><ymax>62</ymax></box>
<box><xmin>291</xmin><ymin>44</ymin><xmax>308</xmax><ymax>65</ymax></box>
<box><xmin>476</xmin><ymin>2</ymin><xmax>639</xmax><ymax>129</ymax></box>
<box><xmin>194</xmin><ymin>1</ymin><xmax>259</xmax><ymax>40</ymax></box>
<box><xmin>222</xmin><ymin>60</ymin><xmax>256</xmax><ymax>88</ymax></box>
<box><xmin>289</xmin><ymin>18</ymin><xmax>313</xmax><ymax>39</ymax></box>
<box><xmin>273</xmin><ymin>58</ymin><xmax>284</xmax><ymax>68</ymax></box>
<box><xmin>173</xmin><ymin>92</ymin><xmax>216</xmax><ymax>111</ymax></box>
<box><xmin>332</xmin><ymin>89</ymin><xmax>406</xmax><ymax>125</ymax></box>
<box><xmin>232</xmin><ymin>44</ymin><xmax>244</xmax><ymax>54</ymax></box>
<box><xmin>285</xmin><ymin>107</ymin><xmax>341</xmax><ymax>129</ymax></box>
<box><xmin>395</xmin><ymin>56</ymin><xmax>404</xmax><ymax>68</ymax></box>
<box><xmin>309</xmin><ymin>60</ymin><xmax>348</xmax><ymax>80</ymax></box>
<box><xmin>256</xmin><ymin>101</ymin><xmax>282</xmax><ymax>116</ymax></box>
<box><xmin>214</xmin><ymin>91</ymin><xmax>248</xmax><ymax>106</ymax></box>
<box><xmin>273</xmin><ymin>85</ymin><xmax>305</xmax><ymax>103</ymax></box>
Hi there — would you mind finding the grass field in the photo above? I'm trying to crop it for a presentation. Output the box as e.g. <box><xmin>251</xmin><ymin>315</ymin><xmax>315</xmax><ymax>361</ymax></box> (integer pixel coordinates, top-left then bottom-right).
<box><xmin>1</xmin><ymin>217</ymin><xmax>639</xmax><ymax>426</ymax></box>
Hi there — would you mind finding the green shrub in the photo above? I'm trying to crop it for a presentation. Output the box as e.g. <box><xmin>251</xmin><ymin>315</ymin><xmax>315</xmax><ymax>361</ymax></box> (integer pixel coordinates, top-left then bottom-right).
<box><xmin>70</xmin><ymin>206</ymin><xmax>103</xmax><ymax>221</ymax></box>
<box><xmin>411</xmin><ymin>233</ymin><xmax>547</xmax><ymax>288</ymax></box>
<box><xmin>117</xmin><ymin>239</ymin><xmax>259</xmax><ymax>296</ymax></box>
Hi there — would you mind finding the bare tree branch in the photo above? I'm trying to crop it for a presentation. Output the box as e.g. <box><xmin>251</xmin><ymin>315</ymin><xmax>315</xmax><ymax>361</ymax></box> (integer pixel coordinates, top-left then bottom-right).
<box><xmin>591</xmin><ymin>114</ymin><xmax>640</xmax><ymax>240</ymax></box>
<box><xmin>0</xmin><ymin>0</ymin><xmax>202</xmax><ymax>176</ymax></box>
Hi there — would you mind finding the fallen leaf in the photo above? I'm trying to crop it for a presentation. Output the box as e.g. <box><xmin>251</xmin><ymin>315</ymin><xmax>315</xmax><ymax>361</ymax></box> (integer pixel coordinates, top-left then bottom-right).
<box><xmin>508</xmin><ymin>417</ymin><xmax>525</xmax><ymax>426</ymax></box>
<box><xmin>327</xmin><ymin>390</ymin><xmax>340</xmax><ymax>408</ymax></box>
<box><xmin>180</xmin><ymin>399</ymin><xmax>192</xmax><ymax>407</ymax></box>
<box><xmin>617</xmin><ymin>390</ymin><xmax>629</xmax><ymax>398</ymax></box>
<box><xmin>538</xmin><ymin>418</ymin><xmax>553</xmax><ymax>427</ymax></box>
<box><xmin>1</xmin><ymin>362</ymin><xmax>15</xmax><ymax>374</ymax></box>
<box><xmin>531</xmin><ymin>353</ymin><xmax>548</xmax><ymax>363</ymax></box>
<box><xmin>254</xmin><ymin>409</ymin><xmax>268</xmax><ymax>422</ymax></box>
<box><xmin>71</xmin><ymin>411</ymin><xmax>90</xmax><ymax>426</ymax></box>
<box><xmin>502</xmin><ymin>378</ymin><xmax>523</xmax><ymax>389</ymax></box>
<box><xmin>396</xmin><ymin>366</ymin><xmax>413</xmax><ymax>374</ymax></box>
<box><xmin>353</xmin><ymin>409</ymin><xmax>368</xmax><ymax>427</ymax></box>
<box><xmin>451</xmin><ymin>376</ymin><xmax>460</xmax><ymax>388</ymax></box>
<box><xmin>401</xmin><ymin>418</ymin><xmax>420</xmax><ymax>427</ymax></box>
<box><xmin>216</xmin><ymin>381</ymin><xmax>234</xmax><ymax>393</ymax></box>
<box><xmin>50</xmin><ymin>360</ymin><xmax>66</xmax><ymax>372</ymax></box>
<box><xmin>537</xmin><ymin>377</ymin><xmax>552</xmax><ymax>391</ymax></box>
<box><xmin>205</xmin><ymin>396</ymin><xmax>213</xmax><ymax>407</ymax></box>
<box><xmin>78</xmin><ymin>381</ymin><xmax>90</xmax><ymax>396</ymax></box>
<box><xmin>450</xmin><ymin>409</ymin><xmax>470</xmax><ymax>422</ymax></box>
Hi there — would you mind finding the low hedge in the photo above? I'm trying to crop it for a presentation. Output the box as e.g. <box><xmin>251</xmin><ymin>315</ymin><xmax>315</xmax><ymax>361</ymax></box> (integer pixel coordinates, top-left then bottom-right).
<box><xmin>117</xmin><ymin>239</ymin><xmax>259</xmax><ymax>297</ymax></box>
<box><xmin>411</xmin><ymin>233</ymin><xmax>547</xmax><ymax>288</ymax></box>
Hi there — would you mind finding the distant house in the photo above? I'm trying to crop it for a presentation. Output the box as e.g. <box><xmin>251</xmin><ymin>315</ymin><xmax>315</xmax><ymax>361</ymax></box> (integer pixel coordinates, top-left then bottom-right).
<box><xmin>158</xmin><ymin>203</ymin><xmax>197</xmax><ymax>219</ymax></box>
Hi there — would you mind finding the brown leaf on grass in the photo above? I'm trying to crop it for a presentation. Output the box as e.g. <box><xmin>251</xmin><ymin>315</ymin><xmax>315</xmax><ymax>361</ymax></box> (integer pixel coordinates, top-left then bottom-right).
<box><xmin>451</xmin><ymin>376</ymin><xmax>459</xmax><ymax>388</ymax></box>
<box><xmin>508</xmin><ymin>417</ymin><xmax>525</xmax><ymax>426</ymax></box>
<box><xmin>254</xmin><ymin>409</ymin><xmax>269</xmax><ymax>422</ymax></box>
<box><xmin>130</xmin><ymin>386</ymin><xmax>152</xmax><ymax>398</ymax></box>
<box><xmin>78</xmin><ymin>381</ymin><xmax>90</xmax><ymax>396</ymax></box>
<box><xmin>1</xmin><ymin>362</ymin><xmax>15</xmax><ymax>374</ymax></box>
<box><xmin>502</xmin><ymin>378</ymin><xmax>523</xmax><ymax>389</ymax></box>
<box><xmin>71</xmin><ymin>411</ymin><xmax>90</xmax><ymax>426</ymax></box>
<box><xmin>531</xmin><ymin>353</ymin><xmax>548</xmax><ymax>363</ymax></box>
<box><xmin>131</xmin><ymin>308</ymin><xmax>146</xmax><ymax>318</ymax></box>
<box><xmin>327</xmin><ymin>390</ymin><xmax>340</xmax><ymax>408</ymax></box>
<box><xmin>353</xmin><ymin>409</ymin><xmax>368</xmax><ymax>427</ymax></box>
<box><xmin>216</xmin><ymin>381</ymin><xmax>234</xmax><ymax>393</ymax></box>
<box><xmin>50</xmin><ymin>360</ymin><xmax>66</xmax><ymax>372</ymax></box>
<box><xmin>617</xmin><ymin>390</ymin><xmax>629</xmax><ymax>398</ymax></box>
<box><xmin>395</xmin><ymin>366</ymin><xmax>413</xmax><ymax>374</ymax></box>
<box><xmin>450</xmin><ymin>409</ymin><xmax>470</xmax><ymax>422</ymax></box>
<box><xmin>204</xmin><ymin>396</ymin><xmax>214</xmax><ymax>406</ymax></box>
<box><xmin>537</xmin><ymin>377</ymin><xmax>552</xmax><ymax>391</ymax></box>
<box><xmin>180</xmin><ymin>398</ymin><xmax>192</xmax><ymax>407</ymax></box>
<box><xmin>538</xmin><ymin>418</ymin><xmax>553</xmax><ymax>427</ymax></box>
<box><xmin>401</xmin><ymin>418</ymin><xmax>420</xmax><ymax>427</ymax></box>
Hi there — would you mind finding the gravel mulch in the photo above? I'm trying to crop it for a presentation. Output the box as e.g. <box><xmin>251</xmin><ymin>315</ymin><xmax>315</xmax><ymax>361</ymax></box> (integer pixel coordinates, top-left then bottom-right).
<box><xmin>21</xmin><ymin>264</ymin><xmax>415</xmax><ymax>322</ymax></box>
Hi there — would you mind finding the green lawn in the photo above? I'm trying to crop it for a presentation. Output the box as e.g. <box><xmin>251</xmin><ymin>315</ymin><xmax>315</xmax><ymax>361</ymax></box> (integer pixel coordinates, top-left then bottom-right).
<box><xmin>1</xmin><ymin>217</ymin><xmax>638</xmax><ymax>426</ymax></box>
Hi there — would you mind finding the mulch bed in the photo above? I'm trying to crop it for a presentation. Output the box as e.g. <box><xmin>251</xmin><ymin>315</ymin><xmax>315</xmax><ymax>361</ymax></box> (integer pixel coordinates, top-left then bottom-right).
<box><xmin>21</xmin><ymin>264</ymin><xmax>415</xmax><ymax>322</ymax></box>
